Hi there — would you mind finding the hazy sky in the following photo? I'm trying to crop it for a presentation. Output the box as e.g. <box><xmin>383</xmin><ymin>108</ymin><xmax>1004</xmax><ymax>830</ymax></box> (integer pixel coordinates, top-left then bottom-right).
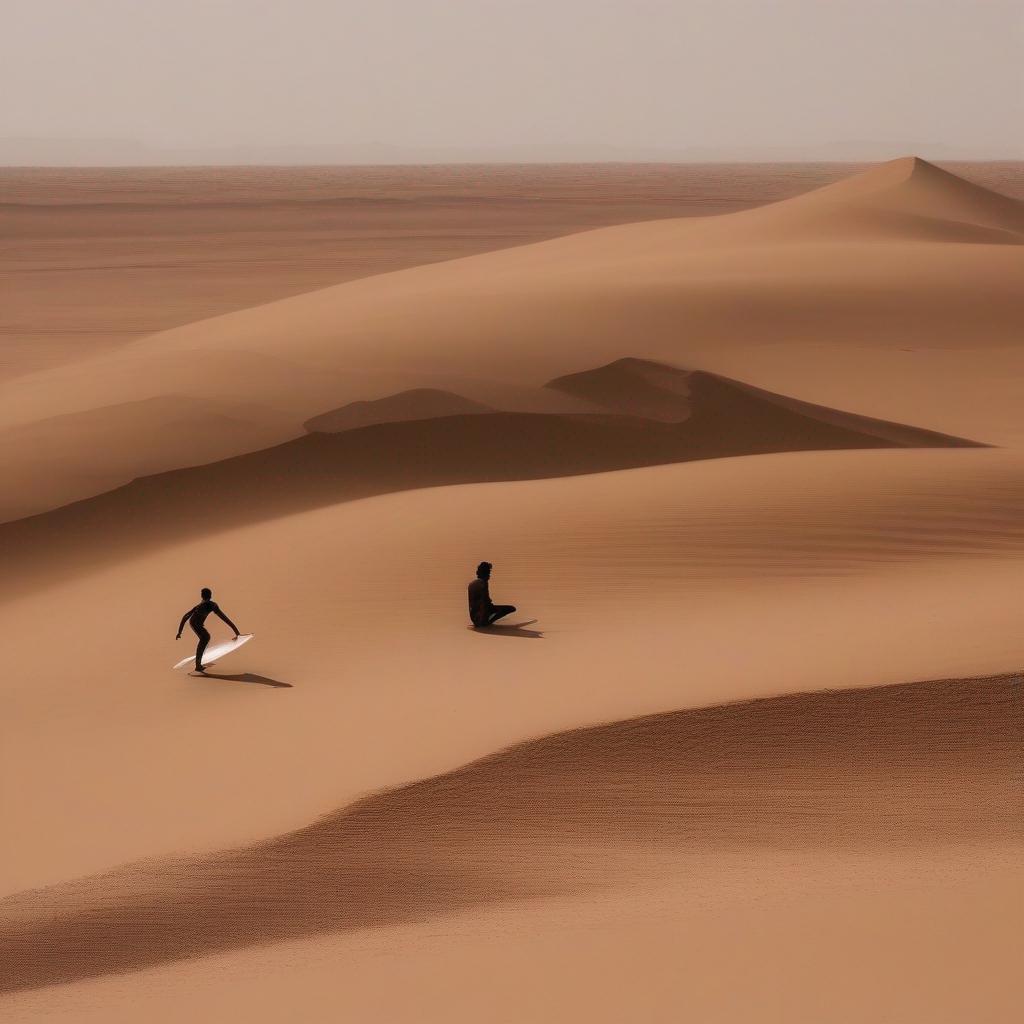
<box><xmin>3</xmin><ymin>0</ymin><xmax>1021</xmax><ymax>161</ymax></box>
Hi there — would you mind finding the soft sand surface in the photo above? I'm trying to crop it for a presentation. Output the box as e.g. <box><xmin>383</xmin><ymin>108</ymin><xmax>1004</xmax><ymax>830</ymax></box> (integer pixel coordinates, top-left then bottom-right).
<box><xmin>1</xmin><ymin>158</ymin><xmax>1023</xmax><ymax>521</ymax></box>
<box><xmin>5</xmin><ymin>161</ymin><xmax>1020</xmax><ymax>380</ymax></box>
<box><xmin>6</xmin><ymin>862</ymin><xmax>1019</xmax><ymax>1024</ymax></box>
<box><xmin>5</xmin><ymin>448</ymin><xmax>1024</xmax><ymax>894</ymax></box>
<box><xmin>2</xmin><ymin>158</ymin><xmax>1023</xmax><ymax>1020</ymax></box>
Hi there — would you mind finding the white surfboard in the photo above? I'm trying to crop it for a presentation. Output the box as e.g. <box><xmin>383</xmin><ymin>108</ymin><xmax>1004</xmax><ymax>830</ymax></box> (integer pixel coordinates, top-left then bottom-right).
<box><xmin>174</xmin><ymin>633</ymin><xmax>254</xmax><ymax>670</ymax></box>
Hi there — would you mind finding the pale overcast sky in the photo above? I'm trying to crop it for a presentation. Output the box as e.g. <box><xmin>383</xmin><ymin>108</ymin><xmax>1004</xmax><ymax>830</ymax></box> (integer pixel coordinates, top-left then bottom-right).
<box><xmin>2</xmin><ymin>0</ymin><xmax>1021</xmax><ymax>162</ymax></box>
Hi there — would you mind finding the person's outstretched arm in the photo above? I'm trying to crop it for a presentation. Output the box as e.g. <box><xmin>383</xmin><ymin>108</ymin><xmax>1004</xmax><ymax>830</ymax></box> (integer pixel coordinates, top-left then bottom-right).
<box><xmin>213</xmin><ymin>605</ymin><xmax>241</xmax><ymax>638</ymax></box>
<box><xmin>176</xmin><ymin>608</ymin><xmax>193</xmax><ymax>639</ymax></box>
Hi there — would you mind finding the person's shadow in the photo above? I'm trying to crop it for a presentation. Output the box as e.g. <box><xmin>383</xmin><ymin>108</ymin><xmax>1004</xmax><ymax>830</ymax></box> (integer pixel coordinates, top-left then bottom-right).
<box><xmin>198</xmin><ymin>672</ymin><xmax>293</xmax><ymax>688</ymax></box>
<box><xmin>470</xmin><ymin>619</ymin><xmax>543</xmax><ymax>639</ymax></box>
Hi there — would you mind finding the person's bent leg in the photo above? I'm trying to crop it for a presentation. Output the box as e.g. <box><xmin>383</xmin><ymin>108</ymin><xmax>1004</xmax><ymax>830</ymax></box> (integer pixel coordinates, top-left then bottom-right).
<box><xmin>192</xmin><ymin>625</ymin><xmax>210</xmax><ymax>670</ymax></box>
<box><xmin>487</xmin><ymin>604</ymin><xmax>516</xmax><ymax>625</ymax></box>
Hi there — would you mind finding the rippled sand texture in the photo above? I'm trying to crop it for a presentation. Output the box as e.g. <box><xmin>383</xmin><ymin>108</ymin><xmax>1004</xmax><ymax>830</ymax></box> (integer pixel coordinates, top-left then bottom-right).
<box><xmin>2</xmin><ymin>158</ymin><xmax>1023</xmax><ymax>1022</ymax></box>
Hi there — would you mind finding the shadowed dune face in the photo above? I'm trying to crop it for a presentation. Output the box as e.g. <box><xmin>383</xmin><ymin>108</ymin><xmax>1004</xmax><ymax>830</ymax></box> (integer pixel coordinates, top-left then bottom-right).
<box><xmin>547</xmin><ymin>358</ymin><xmax>700</xmax><ymax>422</ymax></box>
<box><xmin>1</xmin><ymin>672</ymin><xmax>1019</xmax><ymax>994</ymax></box>
<box><xmin>545</xmin><ymin>357</ymin><xmax>990</xmax><ymax>447</ymax></box>
<box><xmin>0</xmin><ymin>361</ymin><xmax>981</xmax><ymax>598</ymax></box>
<box><xmin>303</xmin><ymin>388</ymin><xmax>494</xmax><ymax>433</ymax></box>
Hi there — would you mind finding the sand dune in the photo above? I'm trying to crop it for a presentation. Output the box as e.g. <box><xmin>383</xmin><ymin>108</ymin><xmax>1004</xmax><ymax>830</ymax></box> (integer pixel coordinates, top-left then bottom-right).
<box><xmin>794</xmin><ymin>156</ymin><xmax>1024</xmax><ymax>233</ymax></box>
<box><xmin>2</xmin><ymin>669</ymin><xmax>1019</xmax><ymax>994</ymax></box>
<box><xmin>6</xmin><ymin>162</ymin><xmax>1019</xmax><ymax>382</ymax></box>
<box><xmin>0</xmin><ymin>397</ymin><xmax>289</xmax><ymax>524</ymax></box>
<box><xmin>2</xmin><ymin>447</ymin><xmax>1023</xmax><ymax>1017</ymax></box>
<box><xmin>1</xmin><ymin>157</ymin><xmax>1021</xmax><ymax>521</ymax></box>
<box><xmin>304</xmin><ymin>388</ymin><xmax>494</xmax><ymax>433</ymax></box>
<box><xmin>0</xmin><ymin>361</ymin><xmax>980</xmax><ymax>597</ymax></box>
<box><xmin>722</xmin><ymin>157</ymin><xmax>1024</xmax><ymax>242</ymax></box>
<box><xmin>4</xmin><ymin>449</ymin><xmax>1024</xmax><ymax>898</ymax></box>
<box><xmin>547</xmin><ymin>357</ymin><xmax>987</xmax><ymax>446</ymax></box>
<box><xmin>3</xmin><ymin>158</ymin><xmax>1024</xmax><ymax>1022</ymax></box>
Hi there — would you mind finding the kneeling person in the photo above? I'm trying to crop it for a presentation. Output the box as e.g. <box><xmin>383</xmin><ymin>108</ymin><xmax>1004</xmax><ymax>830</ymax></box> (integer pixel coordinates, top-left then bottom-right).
<box><xmin>468</xmin><ymin>561</ymin><xmax>516</xmax><ymax>628</ymax></box>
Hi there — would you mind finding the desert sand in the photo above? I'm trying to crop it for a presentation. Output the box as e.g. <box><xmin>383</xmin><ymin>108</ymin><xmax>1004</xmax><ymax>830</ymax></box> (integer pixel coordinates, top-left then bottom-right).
<box><xmin>1</xmin><ymin>157</ymin><xmax>1023</xmax><ymax>1022</ymax></box>
<box><xmin>3</xmin><ymin>161</ymin><xmax>1021</xmax><ymax>382</ymax></box>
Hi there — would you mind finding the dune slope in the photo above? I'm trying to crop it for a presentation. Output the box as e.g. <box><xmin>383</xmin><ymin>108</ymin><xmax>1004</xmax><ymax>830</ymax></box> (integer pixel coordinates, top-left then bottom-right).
<box><xmin>0</xmin><ymin>362</ymin><xmax>981</xmax><ymax>598</ymax></box>
<box><xmin>2</xmin><ymin>669</ymin><xmax>1019</xmax><ymax>994</ymax></box>
<box><xmin>546</xmin><ymin>357</ymin><xmax>989</xmax><ymax>446</ymax></box>
<box><xmin>3</xmin><ymin>449</ymin><xmax>1024</xmax><ymax>896</ymax></box>
<box><xmin>304</xmin><ymin>388</ymin><xmax>494</xmax><ymax>432</ymax></box>
<box><xmin>1</xmin><ymin>157</ymin><xmax>1021</xmax><ymax>520</ymax></box>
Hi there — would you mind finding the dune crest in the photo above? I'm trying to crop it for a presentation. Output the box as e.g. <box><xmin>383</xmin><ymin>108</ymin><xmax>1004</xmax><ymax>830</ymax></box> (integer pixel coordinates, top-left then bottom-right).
<box><xmin>799</xmin><ymin>156</ymin><xmax>1024</xmax><ymax>226</ymax></box>
<box><xmin>304</xmin><ymin>388</ymin><xmax>494</xmax><ymax>433</ymax></box>
<box><xmin>546</xmin><ymin>358</ymin><xmax>984</xmax><ymax>448</ymax></box>
<box><xmin>722</xmin><ymin>156</ymin><xmax>1024</xmax><ymax>243</ymax></box>
<box><xmin>547</xmin><ymin>357</ymin><xmax>698</xmax><ymax>421</ymax></box>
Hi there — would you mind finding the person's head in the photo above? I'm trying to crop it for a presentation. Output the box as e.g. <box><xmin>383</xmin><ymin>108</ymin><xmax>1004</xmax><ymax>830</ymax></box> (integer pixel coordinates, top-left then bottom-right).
<box><xmin>201</xmin><ymin>587</ymin><xmax>212</xmax><ymax>600</ymax></box>
<box><xmin>476</xmin><ymin>561</ymin><xmax>492</xmax><ymax>580</ymax></box>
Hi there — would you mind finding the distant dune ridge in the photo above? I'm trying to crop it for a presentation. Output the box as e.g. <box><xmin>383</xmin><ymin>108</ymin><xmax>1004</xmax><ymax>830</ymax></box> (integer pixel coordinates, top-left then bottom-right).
<box><xmin>2</xmin><ymin>670</ymin><xmax>1019</xmax><ymax>994</ymax></box>
<box><xmin>789</xmin><ymin>156</ymin><xmax>1024</xmax><ymax>237</ymax></box>
<box><xmin>725</xmin><ymin>156</ymin><xmax>1024</xmax><ymax>244</ymax></box>
<box><xmin>545</xmin><ymin>357</ymin><xmax>985</xmax><ymax>447</ymax></box>
<box><xmin>0</xmin><ymin>157</ymin><xmax>1021</xmax><ymax>522</ymax></box>
<box><xmin>304</xmin><ymin>388</ymin><xmax>494</xmax><ymax>433</ymax></box>
<box><xmin>6</xmin><ymin>160</ymin><xmax>1020</xmax><ymax>387</ymax></box>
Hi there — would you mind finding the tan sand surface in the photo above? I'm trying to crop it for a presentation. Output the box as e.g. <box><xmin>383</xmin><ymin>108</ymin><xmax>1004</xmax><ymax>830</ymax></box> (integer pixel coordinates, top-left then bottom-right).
<box><xmin>2</xmin><ymin>158</ymin><xmax>1023</xmax><ymax>1020</ymax></box>
<box><xmin>3</xmin><ymin>663</ymin><xmax>1020</xmax><ymax>993</ymax></box>
<box><xmin>0</xmin><ymin>361</ymin><xmax>984</xmax><ymax>600</ymax></box>
<box><xmin>2</xmin><ymin>443</ymin><xmax>1023</xmax><ymax>880</ymax></box>
<box><xmin>5</xmin><ymin>856</ymin><xmax>1019</xmax><ymax>1024</ymax></box>
<box><xmin>1</xmin><ymin>158</ymin><xmax>1022</xmax><ymax>522</ymax></box>
<box><xmin>5</xmin><ymin>161</ymin><xmax>1021</xmax><ymax>380</ymax></box>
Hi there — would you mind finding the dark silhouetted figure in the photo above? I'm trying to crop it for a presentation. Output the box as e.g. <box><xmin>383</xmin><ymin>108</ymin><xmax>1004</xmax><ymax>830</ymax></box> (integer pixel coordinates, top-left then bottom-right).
<box><xmin>468</xmin><ymin>561</ymin><xmax>516</xmax><ymax>628</ymax></box>
<box><xmin>176</xmin><ymin>588</ymin><xmax>241</xmax><ymax>672</ymax></box>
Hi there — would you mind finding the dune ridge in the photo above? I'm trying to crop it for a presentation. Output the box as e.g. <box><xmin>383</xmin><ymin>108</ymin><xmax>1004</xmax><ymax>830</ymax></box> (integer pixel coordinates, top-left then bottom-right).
<box><xmin>24</xmin><ymin>162</ymin><xmax>1019</xmax><ymax>382</ymax></box>
<box><xmin>1</xmin><ymin>158</ymin><xmax>1021</xmax><ymax>521</ymax></box>
<box><xmin>724</xmin><ymin>157</ymin><xmax>1024</xmax><ymax>243</ymax></box>
<box><xmin>546</xmin><ymin>357</ymin><xmax>990</xmax><ymax>447</ymax></box>
<box><xmin>793</xmin><ymin>157</ymin><xmax>1024</xmax><ymax>232</ymax></box>
<box><xmin>1</xmin><ymin>669</ymin><xmax>1019</xmax><ymax>994</ymax></box>
<box><xmin>0</xmin><ymin>361</ymin><xmax>981</xmax><ymax>597</ymax></box>
<box><xmin>304</xmin><ymin>388</ymin><xmax>494</xmax><ymax>433</ymax></box>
